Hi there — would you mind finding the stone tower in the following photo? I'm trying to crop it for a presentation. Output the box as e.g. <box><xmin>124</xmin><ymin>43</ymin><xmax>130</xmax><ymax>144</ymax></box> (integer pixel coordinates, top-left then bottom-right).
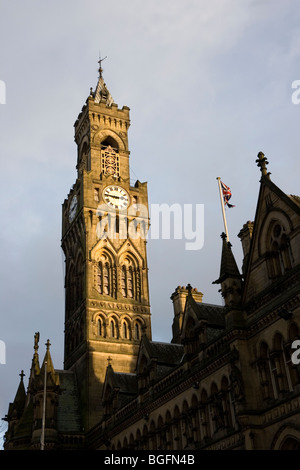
<box><xmin>61</xmin><ymin>60</ymin><xmax>151</xmax><ymax>430</ymax></box>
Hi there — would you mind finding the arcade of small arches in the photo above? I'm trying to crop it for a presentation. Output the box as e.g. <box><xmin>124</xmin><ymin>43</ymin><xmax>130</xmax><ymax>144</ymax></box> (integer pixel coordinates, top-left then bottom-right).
<box><xmin>255</xmin><ymin>323</ymin><xmax>300</xmax><ymax>402</ymax></box>
<box><xmin>109</xmin><ymin>377</ymin><xmax>237</xmax><ymax>450</ymax></box>
<box><xmin>94</xmin><ymin>313</ymin><xmax>145</xmax><ymax>342</ymax></box>
<box><xmin>94</xmin><ymin>250</ymin><xmax>142</xmax><ymax>302</ymax></box>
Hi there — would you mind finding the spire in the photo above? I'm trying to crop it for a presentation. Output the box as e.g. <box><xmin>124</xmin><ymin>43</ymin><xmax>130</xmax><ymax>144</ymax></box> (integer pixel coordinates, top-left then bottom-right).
<box><xmin>256</xmin><ymin>151</ymin><xmax>271</xmax><ymax>179</ymax></box>
<box><xmin>13</xmin><ymin>371</ymin><xmax>26</xmax><ymax>415</ymax></box>
<box><xmin>93</xmin><ymin>55</ymin><xmax>114</xmax><ymax>106</ymax></box>
<box><xmin>213</xmin><ymin>233</ymin><xmax>241</xmax><ymax>284</ymax></box>
<box><xmin>39</xmin><ymin>339</ymin><xmax>59</xmax><ymax>387</ymax></box>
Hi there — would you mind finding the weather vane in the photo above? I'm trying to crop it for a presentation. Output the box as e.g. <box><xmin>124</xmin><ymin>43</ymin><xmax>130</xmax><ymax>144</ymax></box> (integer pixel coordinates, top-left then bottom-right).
<box><xmin>98</xmin><ymin>54</ymin><xmax>107</xmax><ymax>78</ymax></box>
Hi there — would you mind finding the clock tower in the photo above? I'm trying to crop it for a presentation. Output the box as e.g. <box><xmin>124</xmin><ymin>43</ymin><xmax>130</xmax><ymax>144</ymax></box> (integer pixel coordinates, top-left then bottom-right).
<box><xmin>61</xmin><ymin>60</ymin><xmax>151</xmax><ymax>430</ymax></box>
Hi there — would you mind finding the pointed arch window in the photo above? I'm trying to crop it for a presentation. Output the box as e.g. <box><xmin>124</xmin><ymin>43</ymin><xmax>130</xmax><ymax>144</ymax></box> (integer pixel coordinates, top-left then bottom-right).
<box><xmin>134</xmin><ymin>321</ymin><xmax>142</xmax><ymax>341</ymax></box>
<box><xmin>96</xmin><ymin>255</ymin><xmax>116</xmax><ymax>298</ymax></box>
<box><xmin>120</xmin><ymin>258</ymin><xmax>141</xmax><ymax>301</ymax></box>
<box><xmin>220</xmin><ymin>376</ymin><xmax>234</xmax><ymax>429</ymax></box>
<box><xmin>199</xmin><ymin>389</ymin><xmax>211</xmax><ymax>440</ymax></box>
<box><xmin>128</xmin><ymin>267</ymin><xmax>134</xmax><ymax>298</ymax></box>
<box><xmin>122</xmin><ymin>320</ymin><xmax>131</xmax><ymax>340</ymax></box>
<box><xmin>123</xmin><ymin>321</ymin><xmax>128</xmax><ymax>339</ymax></box>
<box><xmin>257</xmin><ymin>342</ymin><xmax>274</xmax><ymax>401</ymax></box>
<box><xmin>266</xmin><ymin>222</ymin><xmax>293</xmax><ymax>278</ymax></box>
<box><xmin>270</xmin><ymin>333</ymin><xmax>292</xmax><ymax>395</ymax></box>
<box><xmin>109</xmin><ymin>318</ymin><xmax>118</xmax><ymax>339</ymax></box>
<box><xmin>101</xmin><ymin>138</ymin><xmax>120</xmax><ymax>177</ymax></box>
<box><xmin>66</xmin><ymin>264</ymin><xmax>75</xmax><ymax>315</ymax></box>
<box><xmin>97</xmin><ymin>263</ymin><xmax>103</xmax><ymax>294</ymax></box>
<box><xmin>79</xmin><ymin>142</ymin><xmax>90</xmax><ymax>172</ymax></box>
<box><xmin>110</xmin><ymin>320</ymin><xmax>115</xmax><ymax>338</ymax></box>
<box><xmin>97</xmin><ymin>318</ymin><xmax>105</xmax><ymax>337</ymax></box>
<box><xmin>121</xmin><ymin>265</ymin><xmax>127</xmax><ymax>297</ymax></box>
<box><xmin>103</xmin><ymin>263</ymin><xmax>110</xmax><ymax>295</ymax></box>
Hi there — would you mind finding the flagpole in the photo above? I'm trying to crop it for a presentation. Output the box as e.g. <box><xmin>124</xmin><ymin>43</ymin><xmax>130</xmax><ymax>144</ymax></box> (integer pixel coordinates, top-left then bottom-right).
<box><xmin>216</xmin><ymin>177</ymin><xmax>229</xmax><ymax>241</ymax></box>
<box><xmin>40</xmin><ymin>360</ymin><xmax>47</xmax><ymax>451</ymax></box>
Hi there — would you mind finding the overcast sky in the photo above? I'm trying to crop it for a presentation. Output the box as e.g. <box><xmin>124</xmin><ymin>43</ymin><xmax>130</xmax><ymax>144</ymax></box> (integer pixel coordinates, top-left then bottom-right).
<box><xmin>1</xmin><ymin>0</ymin><xmax>300</xmax><ymax>445</ymax></box>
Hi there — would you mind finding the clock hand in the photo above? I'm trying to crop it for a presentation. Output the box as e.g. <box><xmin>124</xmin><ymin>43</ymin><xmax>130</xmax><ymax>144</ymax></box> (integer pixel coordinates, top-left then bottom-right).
<box><xmin>108</xmin><ymin>194</ymin><xmax>126</xmax><ymax>200</ymax></box>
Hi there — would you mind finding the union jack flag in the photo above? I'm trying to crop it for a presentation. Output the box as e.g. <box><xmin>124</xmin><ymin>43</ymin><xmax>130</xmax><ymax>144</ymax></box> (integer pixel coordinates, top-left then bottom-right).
<box><xmin>221</xmin><ymin>181</ymin><xmax>235</xmax><ymax>208</ymax></box>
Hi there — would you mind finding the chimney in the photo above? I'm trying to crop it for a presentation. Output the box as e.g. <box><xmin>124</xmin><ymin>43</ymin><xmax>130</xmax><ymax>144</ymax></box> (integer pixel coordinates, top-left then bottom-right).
<box><xmin>171</xmin><ymin>285</ymin><xmax>203</xmax><ymax>343</ymax></box>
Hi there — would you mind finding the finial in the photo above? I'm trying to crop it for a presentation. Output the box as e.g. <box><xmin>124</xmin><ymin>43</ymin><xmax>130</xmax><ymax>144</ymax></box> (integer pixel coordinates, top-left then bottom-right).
<box><xmin>221</xmin><ymin>231</ymin><xmax>232</xmax><ymax>247</ymax></box>
<box><xmin>19</xmin><ymin>370</ymin><xmax>25</xmax><ymax>381</ymax></box>
<box><xmin>186</xmin><ymin>283</ymin><xmax>192</xmax><ymax>294</ymax></box>
<box><xmin>256</xmin><ymin>151</ymin><xmax>271</xmax><ymax>179</ymax></box>
<box><xmin>45</xmin><ymin>339</ymin><xmax>51</xmax><ymax>351</ymax></box>
<box><xmin>107</xmin><ymin>356</ymin><xmax>112</xmax><ymax>366</ymax></box>
<box><xmin>98</xmin><ymin>54</ymin><xmax>107</xmax><ymax>79</ymax></box>
<box><xmin>34</xmin><ymin>332</ymin><xmax>40</xmax><ymax>353</ymax></box>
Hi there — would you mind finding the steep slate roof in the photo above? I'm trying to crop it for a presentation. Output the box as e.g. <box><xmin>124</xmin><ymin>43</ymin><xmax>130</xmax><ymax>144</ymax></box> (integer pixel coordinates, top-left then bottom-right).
<box><xmin>12</xmin><ymin>373</ymin><xmax>26</xmax><ymax>416</ymax></box>
<box><xmin>112</xmin><ymin>372</ymin><xmax>137</xmax><ymax>393</ymax></box>
<box><xmin>145</xmin><ymin>340</ymin><xmax>184</xmax><ymax>365</ymax></box>
<box><xmin>145</xmin><ymin>340</ymin><xmax>185</xmax><ymax>381</ymax></box>
<box><xmin>194</xmin><ymin>302</ymin><xmax>225</xmax><ymax>327</ymax></box>
<box><xmin>113</xmin><ymin>372</ymin><xmax>138</xmax><ymax>408</ymax></box>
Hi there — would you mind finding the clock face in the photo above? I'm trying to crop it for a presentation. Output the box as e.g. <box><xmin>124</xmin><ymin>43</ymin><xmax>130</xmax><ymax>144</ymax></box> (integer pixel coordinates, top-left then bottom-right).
<box><xmin>103</xmin><ymin>185</ymin><xmax>129</xmax><ymax>210</ymax></box>
<box><xmin>68</xmin><ymin>195</ymin><xmax>78</xmax><ymax>222</ymax></box>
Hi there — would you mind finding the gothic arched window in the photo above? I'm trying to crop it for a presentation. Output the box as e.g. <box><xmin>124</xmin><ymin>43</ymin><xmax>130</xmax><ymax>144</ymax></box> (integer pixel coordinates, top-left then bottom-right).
<box><xmin>97</xmin><ymin>317</ymin><xmax>105</xmax><ymax>337</ymax></box>
<box><xmin>110</xmin><ymin>320</ymin><xmax>115</xmax><ymax>338</ymax></box>
<box><xmin>266</xmin><ymin>221</ymin><xmax>293</xmax><ymax>279</ymax></box>
<box><xmin>120</xmin><ymin>255</ymin><xmax>141</xmax><ymax>301</ymax></box>
<box><xmin>270</xmin><ymin>333</ymin><xmax>291</xmax><ymax>395</ymax></box>
<box><xmin>100</xmin><ymin>137</ymin><xmax>120</xmax><ymax>177</ymax></box>
<box><xmin>96</xmin><ymin>251</ymin><xmax>116</xmax><ymax>298</ymax></box>
<box><xmin>257</xmin><ymin>342</ymin><xmax>274</xmax><ymax>401</ymax></box>
<box><xmin>79</xmin><ymin>141</ymin><xmax>90</xmax><ymax>172</ymax></box>
<box><xmin>121</xmin><ymin>265</ymin><xmax>127</xmax><ymax>297</ymax></box>
<box><xmin>123</xmin><ymin>321</ymin><xmax>127</xmax><ymax>339</ymax></box>
<box><xmin>221</xmin><ymin>376</ymin><xmax>234</xmax><ymax>428</ymax></box>
<box><xmin>97</xmin><ymin>263</ymin><xmax>103</xmax><ymax>294</ymax></box>
<box><xmin>66</xmin><ymin>263</ymin><xmax>75</xmax><ymax>315</ymax></box>
<box><xmin>103</xmin><ymin>263</ymin><xmax>110</xmax><ymax>295</ymax></box>
<box><xmin>134</xmin><ymin>321</ymin><xmax>142</xmax><ymax>341</ymax></box>
<box><xmin>109</xmin><ymin>317</ymin><xmax>118</xmax><ymax>339</ymax></box>
<box><xmin>128</xmin><ymin>267</ymin><xmax>134</xmax><ymax>298</ymax></box>
<box><xmin>199</xmin><ymin>389</ymin><xmax>210</xmax><ymax>440</ymax></box>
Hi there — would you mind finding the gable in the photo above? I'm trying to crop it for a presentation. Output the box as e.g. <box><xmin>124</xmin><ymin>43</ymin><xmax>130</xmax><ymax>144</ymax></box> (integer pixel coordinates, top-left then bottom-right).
<box><xmin>243</xmin><ymin>176</ymin><xmax>300</xmax><ymax>306</ymax></box>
